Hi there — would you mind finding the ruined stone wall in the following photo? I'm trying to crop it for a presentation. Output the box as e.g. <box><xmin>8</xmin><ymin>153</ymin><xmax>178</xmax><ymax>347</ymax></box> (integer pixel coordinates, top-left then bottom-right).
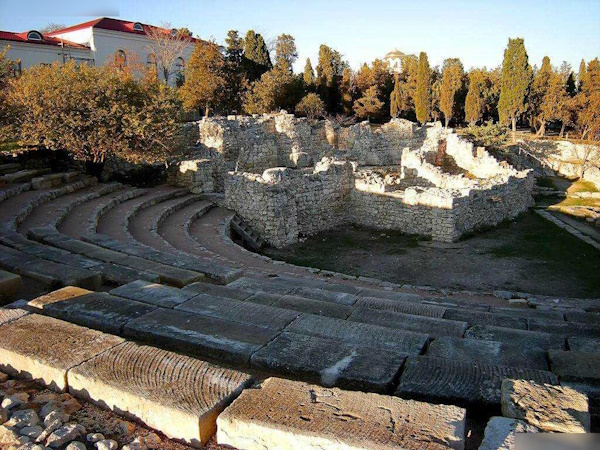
<box><xmin>224</xmin><ymin>160</ymin><xmax>353</xmax><ymax>247</ymax></box>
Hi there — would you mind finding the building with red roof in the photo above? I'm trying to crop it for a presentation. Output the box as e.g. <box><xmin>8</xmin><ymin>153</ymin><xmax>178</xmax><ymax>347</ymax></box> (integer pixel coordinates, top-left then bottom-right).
<box><xmin>1</xmin><ymin>17</ymin><xmax>196</xmax><ymax>85</ymax></box>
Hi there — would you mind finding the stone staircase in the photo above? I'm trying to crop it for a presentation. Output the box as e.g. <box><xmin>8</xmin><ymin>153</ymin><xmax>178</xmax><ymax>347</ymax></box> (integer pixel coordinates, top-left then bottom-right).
<box><xmin>1</xmin><ymin>179</ymin><xmax>599</xmax><ymax>449</ymax></box>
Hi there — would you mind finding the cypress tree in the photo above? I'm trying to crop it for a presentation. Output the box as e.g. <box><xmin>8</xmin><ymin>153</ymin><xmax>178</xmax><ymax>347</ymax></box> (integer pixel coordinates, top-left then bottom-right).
<box><xmin>316</xmin><ymin>44</ymin><xmax>344</xmax><ymax>113</ymax></box>
<box><xmin>440</xmin><ymin>58</ymin><xmax>464</xmax><ymax>128</ymax></box>
<box><xmin>254</xmin><ymin>34</ymin><xmax>272</xmax><ymax>69</ymax></box>
<box><xmin>243</xmin><ymin>30</ymin><xmax>271</xmax><ymax>81</ymax></box>
<box><xmin>498</xmin><ymin>38</ymin><xmax>532</xmax><ymax>136</ymax></box>
<box><xmin>415</xmin><ymin>51</ymin><xmax>431</xmax><ymax>125</ymax></box>
<box><xmin>303</xmin><ymin>58</ymin><xmax>315</xmax><ymax>87</ymax></box>
<box><xmin>390</xmin><ymin>74</ymin><xmax>402</xmax><ymax>118</ymax></box>
<box><xmin>465</xmin><ymin>70</ymin><xmax>484</xmax><ymax>125</ymax></box>
<box><xmin>529</xmin><ymin>56</ymin><xmax>553</xmax><ymax>134</ymax></box>
<box><xmin>578</xmin><ymin>59</ymin><xmax>587</xmax><ymax>92</ymax></box>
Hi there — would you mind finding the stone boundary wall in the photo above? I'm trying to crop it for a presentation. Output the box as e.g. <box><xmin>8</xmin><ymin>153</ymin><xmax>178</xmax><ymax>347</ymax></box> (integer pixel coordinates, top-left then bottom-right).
<box><xmin>511</xmin><ymin>139</ymin><xmax>600</xmax><ymax>189</ymax></box>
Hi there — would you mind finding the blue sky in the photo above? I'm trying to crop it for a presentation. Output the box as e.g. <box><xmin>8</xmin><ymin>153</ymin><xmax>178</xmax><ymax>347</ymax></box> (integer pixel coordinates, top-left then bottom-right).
<box><xmin>1</xmin><ymin>0</ymin><xmax>599</xmax><ymax>72</ymax></box>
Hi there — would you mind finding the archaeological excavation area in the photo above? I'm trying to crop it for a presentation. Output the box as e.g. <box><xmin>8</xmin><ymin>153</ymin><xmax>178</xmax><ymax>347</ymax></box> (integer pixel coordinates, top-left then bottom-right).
<box><xmin>0</xmin><ymin>116</ymin><xmax>599</xmax><ymax>450</ymax></box>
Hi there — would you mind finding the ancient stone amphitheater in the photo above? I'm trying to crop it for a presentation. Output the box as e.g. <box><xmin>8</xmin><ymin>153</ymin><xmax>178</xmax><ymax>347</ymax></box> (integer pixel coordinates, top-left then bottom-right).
<box><xmin>0</xmin><ymin>117</ymin><xmax>598</xmax><ymax>450</ymax></box>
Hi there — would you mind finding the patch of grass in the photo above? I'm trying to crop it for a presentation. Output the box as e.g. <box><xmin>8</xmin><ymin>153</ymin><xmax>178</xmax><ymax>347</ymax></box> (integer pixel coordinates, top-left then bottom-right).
<box><xmin>552</xmin><ymin>197</ymin><xmax>600</xmax><ymax>208</ymax></box>
<box><xmin>567</xmin><ymin>180</ymin><xmax>599</xmax><ymax>195</ymax></box>
<box><xmin>487</xmin><ymin>212</ymin><xmax>600</xmax><ymax>295</ymax></box>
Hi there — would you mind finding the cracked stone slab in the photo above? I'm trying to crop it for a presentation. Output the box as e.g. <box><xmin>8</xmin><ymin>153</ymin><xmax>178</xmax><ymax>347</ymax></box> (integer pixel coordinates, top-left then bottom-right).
<box><xmin>110</xmin><ymin>280</ymin><xmax>196</xmax><ymax>308</ymax></box>
<box><xmin>124</xmin><ymin>307</ymin><xmax>279</xmax><ymax>364</ymax></box>
<box><xmin>40</xmin><ymin>291</ymin><xmax>157</xmax><ymax>335</ymax></box>
<box><xmin>501</xmin><ymin>379</ymin><xmax>590</xmax><ymax>433</ymax></box>
<box><xmin>569</xmin><ymin>337</ymin><xmax>600</xmax><ymax>353</ymax></box>
<box><xmin>285</xmin><ymin>314</ymin><xmax>428</xmax><ymax>354</ymax></box>
<box><xmin>548</xmin><ymin>350</ymin><xmax>600</xmax><ymax>384</ymax></box>
<box><xmin>464</xmin><ymin>325</ymin><xmax>565</xmax><ymax>350</ymax></box>
<box><xmin>395</xmin><ymin>356</ymin><xmax>558</xmax><ymax>406</ymax></box>
<box><xmin>175</xmin><ymin>293</ymin><xmax>299</xmax><ymax>330</ymax></box>
<box><xmin>69</xmin><ymin>341</ymin><xmax>253</xmax><ymax>446</ymax></box>
<box><xmin>426</xmin><ymin>337</ymin><xmax>548</xmax><ymax>370</ymax></box>
<box><xmin>349</xmin><ymin>307</ymin><xmax>466</xmax><ymax>338</ymax></box>
<box><xmin>355</xmin><ymin>296</ymin><xmax>446</xmax><ymax>318</ymax></box>
<box><xmin>0</xmin><ymin>307</ymin><xmax>29</xmax><ymax>326</ymax></box>
<box><xmin>217</xmin><ymin>377</ymin><xmax>466</xmax><ymax>450</ymax></box>
<box><xmin>272</xmin><ymin>275</ymin><xmax>361</xmax><ymax>295</ymax></box>
<box><xmin>443</xmin><ymin>309</ymin><xmax>527</xmax><ymax>329</ymax></box>
<box><xmin>250</xmin><ymin>332</ymin><xmax>406</xmax><ymax>392</ymax></box>
<box><xmin>0</xmin><ymin>314</ymin><xmax>123</xmax><ymax>390</ymax></box>
<box><xmin>247</xmin><ymin>292</ymin><xmax>354</xmax><ymax>319</ymax></box>
<box><xmin>182</xmin><ymin>281</ymin><xmax>251</xmax><ymax>301</ymax></box>
<box><xmin>478</xmin><ymin>417</ymin><xmax>538</xmax><ymax>450</ymax></box>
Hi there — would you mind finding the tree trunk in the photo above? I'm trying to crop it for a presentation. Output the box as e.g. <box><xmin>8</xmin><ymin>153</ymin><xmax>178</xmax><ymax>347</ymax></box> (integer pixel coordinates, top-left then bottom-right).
<box><xmin>444</xmin><ymin>116</ymin><xmax>449</xmax><ymax>129</ymax></box>
<box><xmin>204</xmin><ymin>105</ymin><xmax>210</xmax><ymax>118</ymax></box>
<box><xmin>537</xmin><ymin>120</ymin><xmax>546</xmax><ymax>137</ymax></box>
<box><xmin>560</xmin><ymin>123</ymin><xmax>566</xmax><ymax>137</ymax></box>
<box><xmin>511</xmin><ymin>116</ymin><xmax>517</xmax><ymax>142</ymax></box>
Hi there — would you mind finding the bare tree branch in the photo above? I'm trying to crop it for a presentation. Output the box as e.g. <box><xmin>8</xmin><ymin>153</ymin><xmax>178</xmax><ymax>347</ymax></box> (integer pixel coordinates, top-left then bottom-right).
<box><xmin>145</xmin><ymin>21</ymin><xmax>192</xmax><ymax>85</ymax></box>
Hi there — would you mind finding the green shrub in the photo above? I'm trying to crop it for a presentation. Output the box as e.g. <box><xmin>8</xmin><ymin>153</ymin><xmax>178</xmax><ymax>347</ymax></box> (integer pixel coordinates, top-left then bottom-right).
<box><xmin>295</xmin><ymin>93</ymin><xmax>326</xmax><ymax>119</ymax></box>
<box><xmin>460</xmin><ymin>121</ymin><xmax>509</xmax><ymax>148</ymax></box>
<box><xmin>3</xmin><ymin>61</ymin><xmax>182</xmax><ymax>163</ymax></box>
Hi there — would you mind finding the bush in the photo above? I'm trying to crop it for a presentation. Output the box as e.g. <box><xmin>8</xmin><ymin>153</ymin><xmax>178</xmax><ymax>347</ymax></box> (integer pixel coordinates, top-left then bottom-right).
<box><xmin>295</xmin><ymin>93</ymin><xmax>326</xmax><ymax>119</ymax></box>
<box><xmin>2</xmin><ymin>61</ymin><xmax>182</xmax><ymax>163</ymax></box>
<box><xmin>460</xmin><ymin>121</ymin><xmax>509</xmax><ymax>148</ymax></box>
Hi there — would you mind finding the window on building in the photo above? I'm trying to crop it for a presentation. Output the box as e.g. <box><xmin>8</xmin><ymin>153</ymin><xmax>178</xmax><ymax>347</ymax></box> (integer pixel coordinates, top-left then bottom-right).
<box><xmin>175</xmin><ymin>57</ymin><xmax>185</xmax><ymax>86</ymax></box>
<box><xmin>114</xmin><ymin>50</ymin><xmax>127</xmax><ymax>69</ymax></box>
<box><xmin>147</xmin><ymin>53</ymin><xmax>157</xmax><ymax>70</ymax></box>
<box><xmin>133</xmin><ymin>22</ymin><xmax>144</xmax><ymax>32</ymax></box>
<box><xmin>26</xmin><ymin>31</ymin><xmax>43</xmax><ymax>41</ymax></box>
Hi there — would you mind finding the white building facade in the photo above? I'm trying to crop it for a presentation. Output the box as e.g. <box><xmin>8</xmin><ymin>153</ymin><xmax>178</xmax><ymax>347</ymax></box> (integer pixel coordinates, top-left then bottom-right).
<box><xmin>0</xmin><ymin>18</ymin><xmax>195</xmax><ymax>86</ymax></box>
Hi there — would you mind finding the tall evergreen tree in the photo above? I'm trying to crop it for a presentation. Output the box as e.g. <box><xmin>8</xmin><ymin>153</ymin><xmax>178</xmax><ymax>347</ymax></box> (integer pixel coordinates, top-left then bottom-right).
<box><xmin>275</xmin><ymin>34</ymin><xmax>297</xmax><ymax>72</ymax></box>
<box><xmin>390</xmin><ymin>74</ymin><xmax>402</xmax><ymax>118</ymax></box>
<box><xmin>415</xmin><ymin>52</ymin><xmax>431</xmax><ymax>125</ymax></box>
<box><xmin>244</xmin><ymin>30</ymin><xmax>272</xmax><ymax>81</ymax></box>
<box><xmin>578</xmin><ymin>59</ymin><xmax>588</xmax><ymax>92</ymax></box>
<box><xmin>316</xmin><ymin>44</ymin><xmax>344</xmax><ymax>113</ymax></box>
<box><xmin>498</xmin><ymin>38</ymin><xmax>532</xmax><ymax>136</ymax></box>
<box><xmin>465</xmin><ymin>70</ymin><xmax>485</xmax><ymax>125</ymax></box>
<box><xmin>339</xmin><ymin>67</ymin><xmax>356</xmax><ymax>116</ymax></box>
<box><xmin>303</xmin><ymin>58</ymin><xmax>315</xmax><ymax>87</ymax></box>
<box><xmin>529</xmin><ymin>56</ymin><xmax>553</xmax><ymax>134</ymax></box>
<box><xmin>440</xmin><ymin>58</ymin><xmax>464</xmax><ymax>128</ymax></box>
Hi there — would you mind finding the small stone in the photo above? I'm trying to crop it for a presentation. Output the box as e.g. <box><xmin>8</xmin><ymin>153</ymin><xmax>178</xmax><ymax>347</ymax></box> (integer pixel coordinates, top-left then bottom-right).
<box><xmin>39</xmin><ymin>402</ymin><xmax>59</xmax><ymax>420</ymax></box>
<box><xmin>122</xmin><ymin>437</ymin><xmax>147</xmax><ymax>450</ymax></box>
<box><xmin>31</xmin><ymin>394</ymin><xmax>57</xmax><ymax>405</ymax></box>
<box><xmin>45</xmin><ymin>423</ymin><xmax>85</xmax><ymax>448</ymax></box>
<box><xmin>0</xmin><ymin>407</ymin><xmax>8</xmax><ymax>425</ymax></box>
<box><xmin>66</xmin><ymin>441</ymin><xmax>87</xmax><ymax>450</ymax></box>
<box><xmin>55</xmin><ymin>395</ymin><xmax>82</xmax><ymax>415</ymax></box>
<box><xmin>493</xmin><ymin>290</ymin><xmax>514</xmax><ymax>300</ymax></box>
<box><xmin>34</xmin><ymin>418</ymin><xmax>62</xmax><ymax>444</ymax></box>
<box><xmin>479</xmin><ymin>417</ymin><xmax>539</xmax><ymax>450</ymax></box>
<box><xmin>0</xmin><ymin>424</ymin><xmax>30</xmax><ymax>447</ymax></box>
<box><xmin>43</xmin><ymin>411</ymin><xmax>68</xmax><ymax>428</ymax></box>
<box><xmin>95</xmin><ymin>439</ymin><xmax>118</xmax><ymax>450</ymax></box>
<box><xmin>2</xmin><ymin>393</ymin><xmax>29</xmax><ymax>410</ymax></box>
<box><xmin>0</xmin><ymin>373</ymin><xmax>8</xmax><ymax>383</ymax></box>
<box><xmin>86</xmin><ymin>432</ymin><xmax>105</xmax><ymax>443</ymax></box>
<box><xmin>501</xmin><ymin>379</ymin><xmax>590</xmax><ymax>433</ymax></box>
<box><xmin>7</xmin><ymin>410</ymin><xmax>40</xmax><ymax>429</ymax></box>
<box><xmin>18</xmin><ymin>444</ymin><xmax>47</xmax><ymax>450</ymax></box>
<box><xmin>140</xmin><ymin>432</ymin><xmax>161</xmax><ymax>449</ymax></box>
<box><xmin>119</xmin><ymin>421</ymin><xmax>135</xmax><ymax>437</ymax></box>
<box><xmin>20</xmin><ymin>425</ymin><xmax>44</xmax><ymax>439</ymax></box>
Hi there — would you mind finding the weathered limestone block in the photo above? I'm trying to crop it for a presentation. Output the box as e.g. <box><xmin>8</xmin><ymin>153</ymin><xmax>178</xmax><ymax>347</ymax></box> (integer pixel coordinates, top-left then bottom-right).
<box><xmin>478</xmin><ymin>417</ymin><xmax>538</xmax><ymax>450</ymax></box>
<box><xmin>0</xmin><ymin>314</ymin><xmax>123</xmax><ymax>390</ymax></box>
<box><xmin>69</xmin><ymin>341</ymin><xmax>253</xmax><ymax>446</ymax></box>
<box><xmin>548</xmin><ymin>350</ymin><xmax>600</xmax><ymax>383</ymax></box>
<box><xmin>110</xmin><ymin>280</ymin><xmax>196</xmax><ymax>308</ymax></box>
<box><xmin>217</xmin><ymin>377</ymin><xmax>466</xmax><ymax>450</ymax></box>
<box><xmin>27</xmin><ymin>286</ymin><xmax>91</xmax><ymax>310</ymax></box>
<box><xmin>0</xmin><ymin>307</ymin><xmax>28</xmax><ymax>326</ymax></box>
<box><xmin>500</xmin><ymin>379</ymin><xmax>590</xmax><ymax>433</ymax></box>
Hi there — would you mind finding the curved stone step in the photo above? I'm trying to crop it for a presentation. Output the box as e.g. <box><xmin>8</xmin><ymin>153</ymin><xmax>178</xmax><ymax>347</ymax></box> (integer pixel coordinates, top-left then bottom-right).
<box><xmin>110</xmin><ymin>279</ymin><xmax>198</xmax><ymax>308</ymax></box>
<box><xmin>19</xmin><ymin>182</ymin><xmax>122</xmax><ymax>231</ymax></box>
<box><xmin>85</xmin><ymin>233</ymin><xmax>242</xmax><ymax>284</ymax></box>
<box><xmin>348</xmin><ymin>307</ymin><xmax>466</xmax><ymax>338</ymax></box>
<box><xmin>395</xmin><ymin>356</ymin><xmax>558</xmax><ymax>406</ymax></box>
<box><xmin>96</xmin><ymin>186</ymin><xmax>185</xmax><ymax>243</ymax></box>
<box><xmin>28</xmin><ymin>226</ymin><xmax>203</xmax><ymax>287</ymax></box>
<box><xmin>565</xmin><ymin>311</ymin><xmax>600</xmax><ymax>325</ymax></box>
<box><xmin>0</xmin><ymin>243</ymin><xmax>101</xmax><ymax>289</ymax></box>
<box><xmin>217</xmin><ymin>377</ymin><xmax>466</xmax><ymax>450</ymax></box>
<box><xmin>250</xmin><ymin>332</ymin><xmax>407</xmax><ymax>393</ymax></box>
<box><xmin>157</xmin><ymin>199</ymin><xmax>216</xmax><ymax>258</ymax></box>
<box><xmin>69</xmin><ymin>341</ymin><xmax>253</xmax><ymax>446</ymax></box>
<box><xmin>465</xmin><ymin>324</ymin><xmax>565</xmax><ymax>350</ymax></box>
<box><xmin>568</xmin><ymin>337</ymin><xmax>600</xmax><ymax>353</ymax></box>
<box><xmin>528</xmin><ymin>317</ymin><xmax>600</xmax><ymax>339</ymax></box>
<box><xmin>0</xmin><ymin>182</ymin><xmax>30</xmax><ymax>203</ymax></box>
<box><xmin>285</xmin><ymin>314</ymin><xmax>428</xmax><ymax>355</ymax></box>
<box><xmin>182</xmin><ymin>281</ymin><xmax>251</xmax><ymax>301</ymax></box>
<box><xmin>0</xmin><ymin>177</ymin><xmax>97</xmax><ymax>229</ymax></box>
<box><xmin>426</xmin><ymin>336</ymin><xmax>548</xmax><ymax>370</ymax></box>
<box><xmin>0</xmin><ymin>313</ymin><xmax>124</xmax><ymax>391</ymax></box>
<box><xmin>489</xmin><ymin>306</ymin><xmax>564</xmax><ymax>321</ymax></box>
<box><xmin>128</xmin><ymin>193</ymin><xmax>199</xmax><ymax>252</ymax></box>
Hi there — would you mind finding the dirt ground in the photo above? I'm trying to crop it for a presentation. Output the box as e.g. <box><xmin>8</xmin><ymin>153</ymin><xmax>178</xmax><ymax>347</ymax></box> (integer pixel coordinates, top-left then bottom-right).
<box><xmin>263</xmin><ymin>211</ymin><xmax>600</xmax><ymax>298</ymax></box>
